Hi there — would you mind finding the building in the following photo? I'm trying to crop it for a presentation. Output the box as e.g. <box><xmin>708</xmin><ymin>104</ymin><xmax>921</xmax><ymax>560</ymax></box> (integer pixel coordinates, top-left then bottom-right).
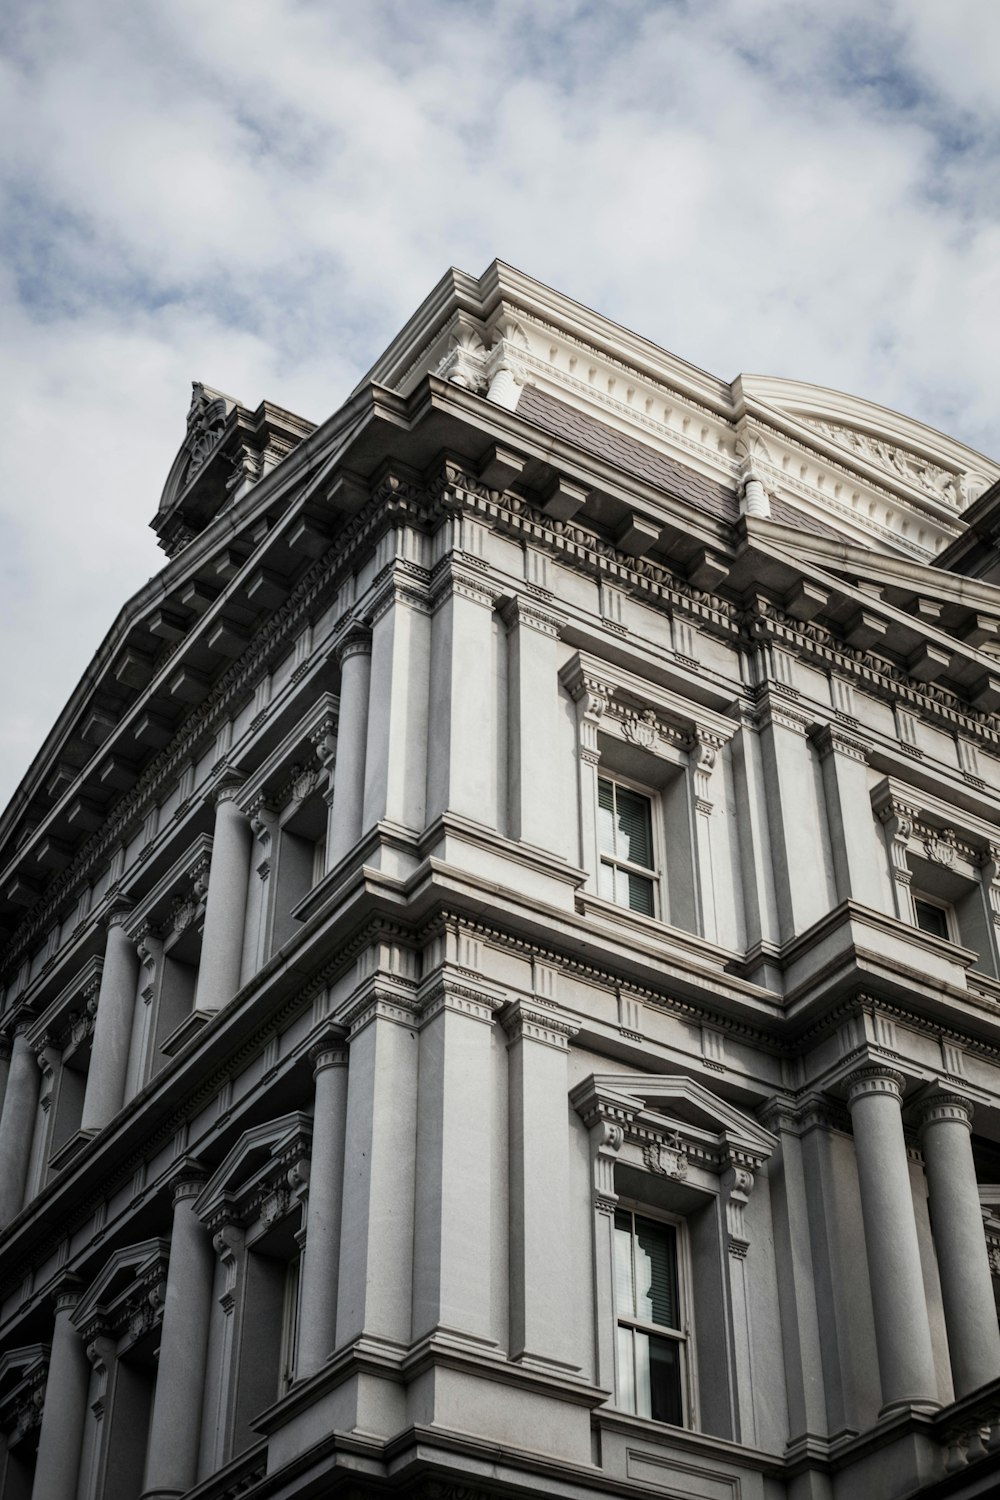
<box><xmin>1</xmin><ymin>262</ymin><xmax>1000</xmax><ymax>1500</ymax></box>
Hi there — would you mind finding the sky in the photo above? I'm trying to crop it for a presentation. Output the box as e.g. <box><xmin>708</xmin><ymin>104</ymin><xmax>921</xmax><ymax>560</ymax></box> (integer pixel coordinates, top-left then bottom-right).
<box><xmin>1</xmin><ymin>0</ymin><xmax>999</xmax><ymax>809</ymax></box>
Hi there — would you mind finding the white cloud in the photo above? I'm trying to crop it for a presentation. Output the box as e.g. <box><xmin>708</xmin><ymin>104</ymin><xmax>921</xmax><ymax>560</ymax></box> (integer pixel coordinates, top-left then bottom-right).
<box><xmin>1</xmin><ymin>0</ymin><xmax>998</xmax><ymax>805</ymax></box>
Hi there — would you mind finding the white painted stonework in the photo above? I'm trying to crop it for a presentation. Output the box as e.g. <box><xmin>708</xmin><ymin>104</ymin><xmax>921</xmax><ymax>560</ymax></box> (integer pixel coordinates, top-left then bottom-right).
<box><xmin>0</xmin><ymin>261</ymin><xmax>999</xmax><ymax>1500</ymax></box>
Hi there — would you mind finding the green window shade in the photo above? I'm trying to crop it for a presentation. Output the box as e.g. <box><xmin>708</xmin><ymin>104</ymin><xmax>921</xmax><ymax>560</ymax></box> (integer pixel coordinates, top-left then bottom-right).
<box><xmin>615</xmin><ymin>786</ymin><xmax>653</xmax><ymax>869</ymax></box>
<box><xmin>634</xmin><ymin>1215</ymin><xmax>679</xmax><ymax>1330</ymax></box>
<box><xmin>626</xmin><ymin>871</ymin><xmax>655</xmax><ymax>916</ymax></box>
<box><xmin>598</xmin><ymin>778</ymin><xmax>616</xmax><ymax>855</ymax></box>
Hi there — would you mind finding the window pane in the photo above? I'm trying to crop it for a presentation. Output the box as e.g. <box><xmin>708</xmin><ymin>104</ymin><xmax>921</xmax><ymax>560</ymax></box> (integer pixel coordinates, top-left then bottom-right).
<box><xmin>914</xmin><ymin>898</ymin><xmax>950</xmax><ymax>941</ymax></box>
<box><xmin>614</xmin><ymin>787</ymin><xmax>653</xmax><ymax>869</ymax></box>
<box><xmin>599</xmin><ymin>859</ymin><xmax>616</xmax><ymax>901</ymax></box>
<box><xmin>634</xmin><ymin>1216</ymin><xmax>679</xmax><ymax>1330</ymax></box>
<box><xmin>634</xmin><ymin>1328</ymin><xmax>652</xmax><ymax>1417</ymax></box>
<box><xmin>627</xmin><ymin>872</ymin><xmax>655</xmax><ymax>916</ymax></box>
<box><xmin>617</xmin><ymin>1323</ymin><xmax>637</xmax><ymax>1414</ymax></box>
<box><xmin>614</xmin><ymin>1210</ymin><xmax>635</xmax><ymax>1316</ymax></box>
<box><xmin>598</xmin><ymin>778</ymin><xmax>616</xmax><ymax>855</ymax></box>
<box><xmin>648</xmin><ymin>1334</ymin><xmax>684</xmax><ymax>1426</ymax></box>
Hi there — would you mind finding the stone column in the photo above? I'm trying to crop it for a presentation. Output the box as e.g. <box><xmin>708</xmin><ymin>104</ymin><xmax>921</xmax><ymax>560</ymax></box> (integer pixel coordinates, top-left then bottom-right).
<box><xmin>0</xmin><ymin>1020</ymin><xmax>42</xmax><ymax>1226</ymax></box>
<box><xmin>80</xmin><ymin>905</ymin><xmax>139</xmax><ymax>1134</ymax></box>
<box><xmin>193</xmin><ymin>784</ymin><xmax>252</xmax><ymax>1016</ymax></box>
<box><xmin>328</xmin><ymin>626</ymin><xmax>372</xmax><ymax>867</ymax></box>
<box><xmin>296</xmin><ymin>1028</ymin><xmax>349</xmax><ymax>1378</ymax></box>
<box><xmin>141</xmin><ymin>1166</ymin><xmax>213</xmax><ymax>1500</ymax></box>
<box><xmin>32</xmin><ymin>1277</ymin><xmax>88</xmax><ymax>1500</ymax></box>
<box><xmin>503</xmin><ymin>997</ymin><xmax>580</xmax><ymax>1370</ymax></box>
<box><xmin>847</xmin><ymin>1066</ymin><xmax>939</xmax><ymax>1413</ymax></box>
<box><xmin>919</xmin><ymin>1094</ymin><xmax>1000</xmax><ymax>1397</ymax></box>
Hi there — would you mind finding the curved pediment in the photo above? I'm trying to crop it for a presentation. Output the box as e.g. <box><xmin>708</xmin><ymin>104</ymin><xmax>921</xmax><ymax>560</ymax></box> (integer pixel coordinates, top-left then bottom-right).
<box><xmin>739</xmin><ymin>374</ymin><xmax>999</xmax><ymax>514</ymax></box>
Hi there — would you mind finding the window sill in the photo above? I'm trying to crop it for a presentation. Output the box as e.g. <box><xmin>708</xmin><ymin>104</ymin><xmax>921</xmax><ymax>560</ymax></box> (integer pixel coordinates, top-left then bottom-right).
<box><xmin>575</xmin><ymin>891</ymin><xmax>737</xmax><ymax>974</ymax></box>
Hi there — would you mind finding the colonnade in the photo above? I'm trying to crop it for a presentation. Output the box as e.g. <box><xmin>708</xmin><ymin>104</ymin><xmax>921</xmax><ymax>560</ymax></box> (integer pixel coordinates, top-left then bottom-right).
<box><xmin>846</xmin><ymin>1065</ymin><xmax>1000</xmax><ymax>1411</ymax></box>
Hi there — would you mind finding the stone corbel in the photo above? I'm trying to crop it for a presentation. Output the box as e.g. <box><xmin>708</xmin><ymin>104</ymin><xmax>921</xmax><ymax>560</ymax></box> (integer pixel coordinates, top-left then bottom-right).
<box><xmin>573</xmin><ymin>1082</ymin><xmax>635</xmax><ymax>1213</ymax></box>
<box><xmin>691</xmin><ymin>731</ymin><xmax>724</xmax><ymax>816</ymax></box>
<box><xmin>310</xmin><ymin>712</ymin><xmax>338</xmax><ymax>804</ymax></box>
<box><xmin>485</xmin><ymin>316</ymin><xmax>530</xmax><ymax>410</ymax></box>
<box><xmin>85</xmin><ymin>1333</ymin><xmax>117</xmax><ymax>1420</ymax></box>
<box><xmin>977</xmin><ymin>843</ymin><xmax>1000</xmax><ymax>939</ymax></box>
<box><xmin>875</xmin><ymin>792</ymin><xmax>919</xmax><ymax>923</ymax></box>
<box><xmin>212</xmin><ymin>1224</ymin><xmax>244</xmax><ymax>1316</ymax></box>
<box><xmin>721</xmin><ymin>1161</ymin><xmax>756</xmax><ymax>1259</ymax></box>
<box><xmin>561</xmin><ymin>663</ymin><xmax>612</xmax><ymax>766</ymax></box>
<box><xmin>435</xmin><ymin>323</ymin><xmax>489</xmax><ymax>392</ymax></box>
<box><xmin>249</xmin><ymin>797</ymin><xmax>279</xmax><ymax>882</ymax></box>
<box><xmin>735</xmin><ymin>426</ymin><xmax>772</xmax><ymax>519</ymax></box>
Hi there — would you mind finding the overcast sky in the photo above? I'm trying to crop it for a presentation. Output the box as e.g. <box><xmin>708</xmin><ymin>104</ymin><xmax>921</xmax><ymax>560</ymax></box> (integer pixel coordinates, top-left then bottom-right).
<box><xmin>2</xmin><ymin>0</ymin><xmax>998</xmax><ymax>810</ymax></box>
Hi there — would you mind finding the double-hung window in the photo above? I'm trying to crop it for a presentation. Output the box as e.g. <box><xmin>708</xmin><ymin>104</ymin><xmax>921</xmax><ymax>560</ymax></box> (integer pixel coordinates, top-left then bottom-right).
<box><xmin>598</xmin><ymin>777</ymin><xmax>657</xmax><ymax>916</ymax></box>
<box><xmin>913</xmin><ymin>894</ymin><xmax>954</xmax><ymax>942</ymax></box>
<box><xmin>614</xmin><ymin>1207</ymin><xmax>688</xmax><ymax>1426</ymax></box>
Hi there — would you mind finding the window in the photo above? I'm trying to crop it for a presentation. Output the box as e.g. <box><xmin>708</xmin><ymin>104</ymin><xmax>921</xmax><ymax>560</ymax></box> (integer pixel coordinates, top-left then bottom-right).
<box><xmin>914</xmin><ymin>895</ymin><xmax>953</xmax><ymax>942</ymax></box>
<box><xmin>598</xmin><ymin>778</ymin><xmax>657</xmax><ymax>916</ymax></box>
<box><xmin>614</xmin><ymin>1207</ymin><xmax>688</xmax><ymax>1426</ymax></box>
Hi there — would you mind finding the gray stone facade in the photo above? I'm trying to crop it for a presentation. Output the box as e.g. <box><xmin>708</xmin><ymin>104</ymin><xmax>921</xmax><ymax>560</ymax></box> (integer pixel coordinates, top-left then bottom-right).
<box><xmin>1</xmin><ymin>261</ymin><xmax>1000</xmax><ymax>1500</ymax></box>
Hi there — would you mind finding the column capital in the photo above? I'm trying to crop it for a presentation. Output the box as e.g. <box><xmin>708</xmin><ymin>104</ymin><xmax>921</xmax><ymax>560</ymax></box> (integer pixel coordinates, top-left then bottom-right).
<box><xmin>49</xmin><ymin>1271</ymin><xmax>84</xmax><ymax>1316</ymax></box>
<box><xmin>918</xmin><ymin>1092</ymin><xmax>975</xmax><ymax>1133</ymax></box>
<box><xmin>213</xmin><ymin>768</ymin><xmax>245</xmax><ymax>805</ymax></box>
<box><xmin>846</xmin><ymin>1065</ymin><xmax>906</xmax><ymax>1107</ymax></box>
<box><xmin>164</xmin><ymin>1156</ymin><xmax>209</xmax><ymax>1205</ymax></box>
<box><xmin>333</xmin><ymin>619</ymin><xmax>372</xmax><ymax>665</ymax></box>
<box><xmin>104</xmin><ymin>897</ymin><xmax>134</xmax><ymax>931</ymax></box>
<box><xmin>309</xmin><ymin>1023</ymin><xmax>349</xmax><ymax>1074</ymax></box>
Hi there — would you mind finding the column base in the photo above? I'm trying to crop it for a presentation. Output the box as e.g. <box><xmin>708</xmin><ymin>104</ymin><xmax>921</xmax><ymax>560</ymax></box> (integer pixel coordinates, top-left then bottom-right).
<box><xmin>878</xmin><ymin>1396</ymin><xmax>941</xmax><ymax>1420</ymax></box>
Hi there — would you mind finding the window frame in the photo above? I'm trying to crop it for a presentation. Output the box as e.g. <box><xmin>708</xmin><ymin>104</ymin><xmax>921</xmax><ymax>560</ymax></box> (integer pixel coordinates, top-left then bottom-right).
<box><xmin>912</xmin><ymin>891</ymin><xmax>957</xmax><ymax>943</ymax></box>
<box><xmin>612</xmin><ymin>1196</ymin><xmax>697</xmax><ymax>1430</ymax></box>
<box><xmin>596</xmin><ymin>772</ymin><xmax>664</xmax><ymax>921</ymax></box>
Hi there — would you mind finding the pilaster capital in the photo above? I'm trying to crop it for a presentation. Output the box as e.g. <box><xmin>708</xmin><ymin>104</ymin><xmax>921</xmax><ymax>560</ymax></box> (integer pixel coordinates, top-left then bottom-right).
<box><xmin>500</xmin><ymin>593</ymin><xmax>565</xmax><ymax>639</ymax></box>
<box><xmin>846</xmin><ymin>1064</ymin><xmax>906</xmax><ymax>1108</ymax></box>
<box><xmin>809</xmin><ymin>721</ymin><xmax>870</xmax><ymax>764</ymax></box>
<box><xmin>917</xmin><ymin>1092</ymin><xmax>975</xmax><ymax>1133</ymax></box>
<box><xmin>500</xmin><ymin>997</ymin><xmax>580</xmax><ymax>1051</ymax></box>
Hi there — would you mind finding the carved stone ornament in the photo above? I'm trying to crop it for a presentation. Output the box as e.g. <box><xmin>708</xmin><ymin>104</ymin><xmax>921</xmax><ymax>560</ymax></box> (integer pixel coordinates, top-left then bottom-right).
<box><xmin>622</xmin><ymin>708</ymin><xmax>659</xmax><ymax>750</ymax></box>
<box><xmin>642</xmin><ymin>1132</ymin><xmax>688</xmax><ymax>1180</ymax></box>
<box><xmin>800</xmin><ymin>416</ymin><xmax>968</xmax><ymax>504</ymax></box>
<box><xmin>924</xmin><ymin>828</ymin><xmax>958</xmax><ymax>868</ymax></box>
<box><xmin>185</xmin><ymin>382</ymin><xmax>230</xmax><ymax>476</ymax></box>
<box><xmin>289</xmin><ymin>762</ymin><xmax>320</xmax><ymax>804</ymax></box>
